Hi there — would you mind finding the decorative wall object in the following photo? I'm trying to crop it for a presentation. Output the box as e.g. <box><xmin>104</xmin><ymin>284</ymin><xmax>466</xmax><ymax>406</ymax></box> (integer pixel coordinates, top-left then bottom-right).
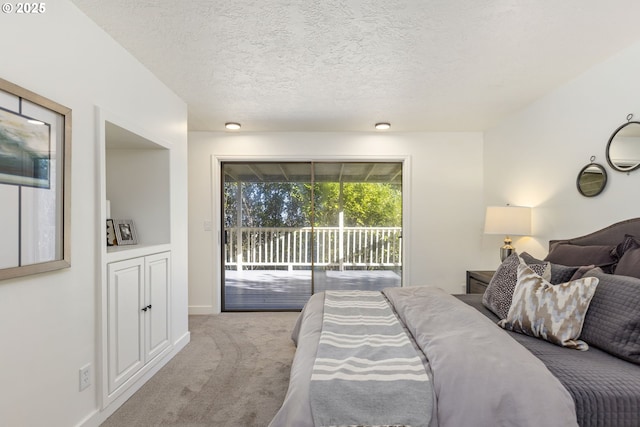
<box><xmin>576</xmin><ymin>156</ymin><xmax>607</xmax><ymax>197</ymax></box>
<box><xmin>113</xmin><ymin>219</ymin><xmax>138</xmax><ymax>245</ymax></box>
<box><xmin>606</xmin><ymin>114</ymin><xmax>640</xmax><ymax>173</ymax></box>
<box><xmin>0</xmin><ymin>109</ymin><xmax>51</xmax><ymax>188</ymax></box>
<box><xmin>0</xmin><ymin>78</ymin><xmax>71</xmax><ymax>280</ymax></box>
<box><xmin>106</xmin><ymin>219</ymin><xmax>117</xmax><ymax>246</ymax></box>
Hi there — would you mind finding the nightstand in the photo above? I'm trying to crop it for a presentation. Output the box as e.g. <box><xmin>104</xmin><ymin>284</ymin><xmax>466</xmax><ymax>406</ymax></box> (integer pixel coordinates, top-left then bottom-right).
<box><xmin>466</xmin><ymin>270</ymin><xmax>495</xmax><ymax>294</ymax></box>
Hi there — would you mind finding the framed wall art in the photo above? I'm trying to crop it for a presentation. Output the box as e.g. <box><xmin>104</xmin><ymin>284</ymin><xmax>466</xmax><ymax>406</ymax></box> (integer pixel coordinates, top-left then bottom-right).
<box><xmin>0</xmin><ymin>78</ymin><xmax>71</xmax><ymax>280</ymax></box>
<box><xmin>0</xmin><ymin>108</ymin><xmax>51</xmax><ymax>188</ymax></box>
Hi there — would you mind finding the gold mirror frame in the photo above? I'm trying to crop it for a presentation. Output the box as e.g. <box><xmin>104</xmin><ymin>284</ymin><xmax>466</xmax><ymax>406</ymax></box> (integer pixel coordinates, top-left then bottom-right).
<box><xmin>0</xmin><ymin>78</ymin><xmax>71</xmax><ymax>280</ymax></box>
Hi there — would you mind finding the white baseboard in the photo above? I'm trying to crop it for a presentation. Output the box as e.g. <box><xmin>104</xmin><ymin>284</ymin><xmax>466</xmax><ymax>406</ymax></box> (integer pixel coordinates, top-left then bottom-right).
<box><xmin>77</xmin><ymin>331</ymin><xmax>191</xmax><ymax>427</ymax></box>
<box><xmin>174</xmin><ymin>330</ymin><xmax>191</xmax><ymax>348</ymax></box>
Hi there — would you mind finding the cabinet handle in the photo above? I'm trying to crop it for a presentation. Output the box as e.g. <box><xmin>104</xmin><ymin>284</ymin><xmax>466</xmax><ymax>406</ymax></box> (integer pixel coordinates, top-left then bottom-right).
<box><xmin>147</xmin><ymin>304</ymin><xmax>152</xmax><ymax>310</ymax></box>
<box><xmin>142</xmin><ymin>306</ymin><xmax>148</xmax><ymax>312</ymax></box>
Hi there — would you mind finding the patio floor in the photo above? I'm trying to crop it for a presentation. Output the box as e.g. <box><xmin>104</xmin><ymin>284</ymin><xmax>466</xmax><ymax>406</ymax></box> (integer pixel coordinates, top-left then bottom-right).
<box><xmin>223</xmin><ymin>269</ymin><xmax>401</xmax><ymax>310</ymax></box>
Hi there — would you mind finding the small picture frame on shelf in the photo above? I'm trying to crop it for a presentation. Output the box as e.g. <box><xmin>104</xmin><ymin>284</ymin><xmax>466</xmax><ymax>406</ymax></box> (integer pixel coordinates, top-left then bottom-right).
<box><xmin>113</xmin><ymin>219</ymin><xmax>138</xmax><ymax>246</ymax></box>
<box><xmin>106</xmin><ymin>219</ymin><xmax>117</xmax><ymax>246</ymax></box>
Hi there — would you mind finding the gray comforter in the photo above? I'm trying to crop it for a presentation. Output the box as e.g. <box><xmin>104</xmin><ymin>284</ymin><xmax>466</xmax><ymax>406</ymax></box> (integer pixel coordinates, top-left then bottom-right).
<box><xmin>269</xmin><ymin>287</ymin><xmax>578</xmax><ymax>427</ymax></box>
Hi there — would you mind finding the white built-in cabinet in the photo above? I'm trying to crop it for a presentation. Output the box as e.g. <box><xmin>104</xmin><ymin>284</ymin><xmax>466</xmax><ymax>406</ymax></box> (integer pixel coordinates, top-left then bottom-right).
<box><xmin>107</xmin><ymin>251</ymin><xmax>170</xmax><ymax>395</ymax></box>
<box><xmin>98</xmin><ymin>108</ymin><xmax>173</xmax><ymax>408</ymax></box>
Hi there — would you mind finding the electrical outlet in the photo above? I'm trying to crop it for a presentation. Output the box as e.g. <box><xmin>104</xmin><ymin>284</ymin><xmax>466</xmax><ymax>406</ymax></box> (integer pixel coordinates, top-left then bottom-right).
<box><xmin>79</xmin><ymin>364</ymin><xmax>91</xmax><ymax>391</ymax></box>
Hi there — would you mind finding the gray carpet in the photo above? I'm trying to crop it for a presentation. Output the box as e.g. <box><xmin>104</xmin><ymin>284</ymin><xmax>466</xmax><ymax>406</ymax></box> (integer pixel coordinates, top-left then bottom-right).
<box><xmin>101</xmin><ymin>312</ymin><xmax>299</xmax><ymax>426</ymax></box>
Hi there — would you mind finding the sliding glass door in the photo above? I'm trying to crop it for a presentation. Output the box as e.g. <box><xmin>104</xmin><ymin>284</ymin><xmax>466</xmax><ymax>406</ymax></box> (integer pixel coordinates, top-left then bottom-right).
<box><xmin>222</xmin><ymin>162</ymin><xmax>313</xmax><ymax>310</ymax></box>
<box><xmin>221</xmin><ymin>161</ymin><xmax>402</xmax><ymax>311</ymax></box>
<box><xmin>311</xmin><ymin>163</ymin><xmax>402</xmax><ymax>294</ymax></box>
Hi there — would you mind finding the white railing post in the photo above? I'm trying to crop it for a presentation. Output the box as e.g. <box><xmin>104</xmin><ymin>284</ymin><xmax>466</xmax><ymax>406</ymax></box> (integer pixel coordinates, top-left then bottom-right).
<box><xmin>338</xmin><ymin>212</ymin><xmax>344</xmax><ymax>271</ymax></box>
<box><xmin>236</xmin><ymin>183</ymin><xmax>243</xmax><ymax>271</ymax></box>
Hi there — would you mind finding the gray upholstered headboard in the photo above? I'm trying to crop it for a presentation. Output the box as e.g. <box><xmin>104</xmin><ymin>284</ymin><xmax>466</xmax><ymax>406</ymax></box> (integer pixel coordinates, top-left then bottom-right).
<box><xmin>549</xmin><ymin>218</ymin><xmax>640</xmax><ymax>250</ymax></box>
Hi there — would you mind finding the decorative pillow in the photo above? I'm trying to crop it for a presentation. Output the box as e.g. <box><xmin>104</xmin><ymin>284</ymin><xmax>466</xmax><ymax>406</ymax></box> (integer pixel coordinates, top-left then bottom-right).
<box><xmin>498</xmin><ymin>263</ymin><xmax>599</xmax><ymax>351</ymax></box>
<box><xmin>614</xmin><ymin>234</ymin><xmax>640</xmax><ymax>255</ymax></box>
<box><xmin>520</xmin><ymin>252</ymin><xmax>578</xmax><ymax>284</ymax></box>
<box><xmin>482</xmin><ymin>253</ymin><xmax>551</xmax><ymax>319</ymax></box>
<box><xmin>544</xmin><ymin>243</ymin><xmax>618</xmax><ymax>273</ymax></box>
<box><xmin>613</xmin><ymin>235</ymin><xmax>640</xmax><ymax>279</ymax></box>
<box><xmin>569</xmin><ymin>264</ymin><xmax>596</xmax><ymax>281</ymax></box>
<box><xmin>580</xmin><ymin>269</ymin><xmax>640</xmax><ymax>364</ymax></box>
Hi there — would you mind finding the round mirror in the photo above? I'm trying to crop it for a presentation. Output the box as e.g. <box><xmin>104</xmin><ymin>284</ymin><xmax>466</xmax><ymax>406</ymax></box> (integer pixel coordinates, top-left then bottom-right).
<box><xmin>606</xmin><ymin>120</ymin><xmax>640</xmax><ymax>172</ymax></box>
<box><xmin>577</xmin><ymin>163</ymin><xmax>607</xmax><ymax>197</ymax></box>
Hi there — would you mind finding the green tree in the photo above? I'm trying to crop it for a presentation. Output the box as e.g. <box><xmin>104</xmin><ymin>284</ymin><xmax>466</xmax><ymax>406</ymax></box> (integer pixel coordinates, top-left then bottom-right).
<box><xmin>225</xmin><ymin>181</ymin><xmax>401</xmax><ymax>227</ymax></box>
<box><xmin>224</xmin><ymin>182</ymin><xmax>309</xmax><ymax>227</ymax></box>
<box><xmin>342</xmin><ymin>182</ymin><xmax>402</xmax><ymax>227</ymax></box>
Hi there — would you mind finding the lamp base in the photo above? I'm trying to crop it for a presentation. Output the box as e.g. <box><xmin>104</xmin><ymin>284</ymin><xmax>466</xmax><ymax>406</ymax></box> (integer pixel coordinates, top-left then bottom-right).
<box><xmin>499</xmin><ymin>236</ymin><xmax>515</xmax><ymax>262</ymax></box>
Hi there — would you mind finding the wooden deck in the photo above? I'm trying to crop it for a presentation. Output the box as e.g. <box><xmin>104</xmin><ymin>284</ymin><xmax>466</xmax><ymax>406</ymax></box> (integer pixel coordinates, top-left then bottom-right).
<box><xmin>223</xmin><ymin>269</ymin><xmax>401</xmax><ymax>310</ymax></box>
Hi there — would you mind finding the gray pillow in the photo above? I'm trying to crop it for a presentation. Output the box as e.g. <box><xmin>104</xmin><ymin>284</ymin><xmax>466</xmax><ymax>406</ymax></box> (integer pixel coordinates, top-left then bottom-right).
<box><xmin>613</xmin><ymin>235</ymin><xmax>640</xmax><ymax>279</ymax></box>
<box><xmin>569</xmin><ymin>264</ymin><xmax>596</xmax><ymax>281</ymax></box>
<box><xmin>482</xmin><ymin>252</ymin><xmax>550</xmax><ymax>319</ymax></box>
<box><xmin>580</xmin><ymin>269</ymin><xmax>640</xmax><ymax>364</ymax></box>
<box><xmin>544</xmin><ymin>243</ymin><xmax>618</xmax><ymax>273</ymax></box>
<box><xmin>520</xmin><ymin>252</ymin><xmax>579</xmax><ymax>284</ymax></box>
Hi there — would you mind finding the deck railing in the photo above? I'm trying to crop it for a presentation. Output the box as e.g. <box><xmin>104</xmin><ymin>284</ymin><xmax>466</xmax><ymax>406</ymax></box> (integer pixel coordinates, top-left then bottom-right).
<box><xmin>225</xmin><ymin>226</ymin><xmax>402</xmax><ymax>270</ymax></box>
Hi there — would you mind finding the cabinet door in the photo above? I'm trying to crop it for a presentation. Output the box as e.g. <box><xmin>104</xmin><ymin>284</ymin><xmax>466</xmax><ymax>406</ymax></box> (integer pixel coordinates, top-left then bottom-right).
<box><xmin>107</xmin><ymin>257</ymin><xmax>145</xmax><ymax>394</ymax></box>
<box><xmin>145</xmin><ymin>252</ymin><xmax>171</xmax><ymax>362</ymax></box>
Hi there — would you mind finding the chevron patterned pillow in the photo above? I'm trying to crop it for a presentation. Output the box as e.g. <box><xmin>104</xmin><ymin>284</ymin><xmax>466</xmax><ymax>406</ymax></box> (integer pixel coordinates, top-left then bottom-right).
<box><xmin>498</xmin><ymin>263</ymin><xmax>599</xmax><ymax>351</ymax></box>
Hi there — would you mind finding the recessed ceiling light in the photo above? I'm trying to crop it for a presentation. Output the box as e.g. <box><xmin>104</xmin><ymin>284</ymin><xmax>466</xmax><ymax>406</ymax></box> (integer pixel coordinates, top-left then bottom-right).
<box><xmin>375</xmin><ymin>122</ymin><xmax>390</xmax><ymax>130</ymax></box>
<box><xmin>225</xmin><ymin>122</ymin><xmax>241</xmax><ymax>130</ymax></box>
<box><xmin>27</xmin><ymin>119</ymin><xmax>45</xmax><ymax>125</ymax></box>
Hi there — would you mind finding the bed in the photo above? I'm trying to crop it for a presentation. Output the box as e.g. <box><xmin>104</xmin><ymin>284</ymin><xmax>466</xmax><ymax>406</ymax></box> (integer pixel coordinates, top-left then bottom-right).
<box><xmin>269</xmin><ymin>218</ymin><xmax>640</xmax><ymax>427</ymax></box>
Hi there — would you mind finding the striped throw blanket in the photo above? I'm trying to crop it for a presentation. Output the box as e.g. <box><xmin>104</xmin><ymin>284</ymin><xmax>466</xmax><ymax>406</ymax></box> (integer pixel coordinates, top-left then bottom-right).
<box><xmin>309</xmin><ymin>291</ymin><xmax>433</xmax><ymax>427</ymax></box>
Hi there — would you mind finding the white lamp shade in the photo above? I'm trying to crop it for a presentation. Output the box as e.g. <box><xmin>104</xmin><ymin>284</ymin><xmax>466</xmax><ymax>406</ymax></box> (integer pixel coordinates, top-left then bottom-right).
<box><xmin>484</xmin><ymin>206</ymin><xmax>531</xmax><ymax>236</ymax></box>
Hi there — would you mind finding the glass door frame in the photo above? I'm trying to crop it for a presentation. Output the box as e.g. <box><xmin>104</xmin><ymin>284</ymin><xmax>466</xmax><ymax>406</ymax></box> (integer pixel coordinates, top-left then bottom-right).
<box><xmin>220</xmin><ymin>161</ymin><xmax>314</xmax><ymax>312</ymax></box>
<box><xmin>212</xmin><ymin>155</ymin><xmax>411</xmax><ymax>313</ymax></box>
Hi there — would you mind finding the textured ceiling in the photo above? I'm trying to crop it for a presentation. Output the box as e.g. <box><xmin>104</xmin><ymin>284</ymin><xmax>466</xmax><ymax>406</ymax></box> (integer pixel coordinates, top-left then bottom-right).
<box><xmin>71</xmin><ymin>0</ymin><xmax>640</xmax><ymax>132</ymax></box>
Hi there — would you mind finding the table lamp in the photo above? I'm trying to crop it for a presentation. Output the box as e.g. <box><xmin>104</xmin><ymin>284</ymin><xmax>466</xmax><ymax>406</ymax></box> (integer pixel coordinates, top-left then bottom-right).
<box><xmin>484</xmin><ymin>206</ymin><xmax>532</xmax><ymax>261</ymax></box>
